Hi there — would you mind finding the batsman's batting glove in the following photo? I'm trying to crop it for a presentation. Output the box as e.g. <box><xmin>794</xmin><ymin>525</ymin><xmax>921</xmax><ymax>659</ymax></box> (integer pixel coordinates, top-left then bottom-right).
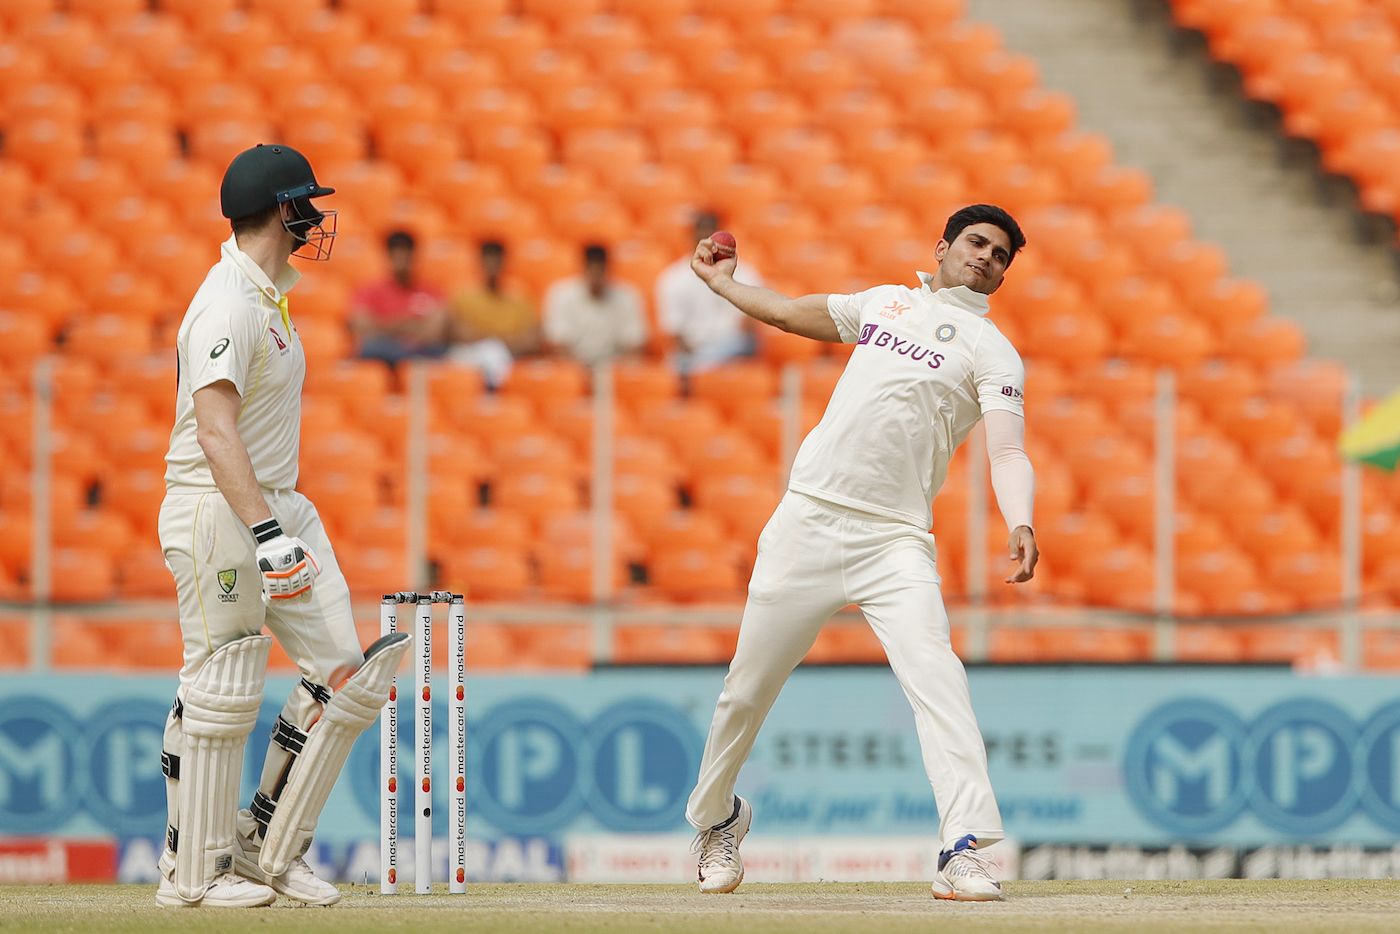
<box><xmin>251</xmin><ymin>518</ymin><xmax>321</xmax><ymax>603</ymax></box>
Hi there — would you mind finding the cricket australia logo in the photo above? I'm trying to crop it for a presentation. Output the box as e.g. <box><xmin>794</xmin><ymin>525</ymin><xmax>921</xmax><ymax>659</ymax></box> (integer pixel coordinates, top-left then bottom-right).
<box><xmin>217</xmin><ymin>569</ymin><xmax>238</xmax><ymax>603</ymax></box>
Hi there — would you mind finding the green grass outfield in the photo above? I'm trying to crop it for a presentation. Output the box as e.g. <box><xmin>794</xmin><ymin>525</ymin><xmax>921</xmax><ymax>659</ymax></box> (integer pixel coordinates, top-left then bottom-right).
<box><xmin>2</xmin><ymin>880</ymin><xmax>1398</xmax><ymax>933</ymax></box>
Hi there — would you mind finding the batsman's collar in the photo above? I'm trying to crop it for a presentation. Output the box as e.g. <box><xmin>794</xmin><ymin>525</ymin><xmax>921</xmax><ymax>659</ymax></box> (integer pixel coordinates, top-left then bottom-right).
<box><xmin>916</xmin><ymin>272</ymin><xmax>992</xmax><ymax>317</ymax></box>
<box><xmin>222</xmin><ymin>235</ymin><xmax>302</xmax><ymax>304</ymax></box>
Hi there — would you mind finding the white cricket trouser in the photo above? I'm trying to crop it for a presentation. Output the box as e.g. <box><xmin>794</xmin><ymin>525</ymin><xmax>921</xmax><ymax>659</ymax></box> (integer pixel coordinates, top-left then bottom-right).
<box><xmin>158</xmin><ymin>488</ymin><xmax>362</xmax><ymax>687</ymax></box>
<box><xmin>686</xmin><ymin>491</ymin><xmax>1004</xmax><ymax>850</ymax></box>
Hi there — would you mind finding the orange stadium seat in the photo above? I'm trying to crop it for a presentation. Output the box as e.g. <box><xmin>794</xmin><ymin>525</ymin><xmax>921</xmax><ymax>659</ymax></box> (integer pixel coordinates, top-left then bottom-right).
<box><xmin>1238</xmin><ymin>624</ymin><xmax>1341</xmax><ymax>665</ymax></box>
<box><xmin>118</xmin><ymin>550</ymin><xmax>176</xmax><ymax>600</ymax></box>
<box><xmin>642</xmin><ymin>511</ymin><xmax>729</xmax><ymax>557</ymax></box>
<box><xmin>613</xmin><ymin>435</ymin><xmax>682</xmax><ymax>485</ymax></box>
<box><xmin>49</xmin><ymin>547</ymin><xmax>117</xmax><ymax>603</ymax></box>
<box><xmin>614</xmin><ymin>473</ymin><xmax>681</xmax><ymax>542</ymax></box>
<box><xmin>693</xmin><ymin>473</ymin><xmax>781</xmax><ymax>547</ymax></box>
<box><xmin>493</xmin><ymin>473</ymin><xmax>583</xmax><ymax>527</ymax></box>
<box><xmin>613</xmin><ymin>625</ymin><xmax>736</xmax><ymax>665</ymax></box>
<box><xmin>804</xmin><ymin>623</ymin><xmax>894</xmax><ymax>665</ymax></box>
<box><xmin>510</xmin><ymin>624</ymin><xmax>593</xmax><ymax>669</ymax></box>
<box><xmin>8</xmin><ymin>81</ymin><xmax>85</xmax><ymax>126</ymax></box>
<box><xmin>1037</xmin><ymin>626</ymin><xmax>1153</xmax><ymax>664</ymax></box>
<box><xmin>5</xmin><ymin>119</ymin><xmax>84</xmax><ymax>179</ymax></box>
<box><xmin>648</xmin><ymin>546</ymin><xmax>743</xmax><ymax>603</ymax></box>
<box><xmin>1173</xmin><ymin>624</ymin><xmax>1246</xmax><ymax>663</ymax></box>
<box><xmin>634</xmin><ymin>399</ymin><xmax>726</xmax><ymax>463</ymax></box>
<box><xmin>690</xmin><ymin>364</ymin><xmax>779</xmax><ymax>419</ymax></box>
<box><xmin>0</xmin><ymin>313</ymin><xmax>49</xmax><ymax>363</ymax></box>
<box><xmin>50</xmin><ymin>617</ymin><xmax>112</xmax><ymax>670</ymax></box>
<box><xmin>0</xmin><ymin>44</ymin><xmax>49</xmax><ymax>102</ymax></box>
<box><xmin>0</xmin><ymin>0</ymin><xmax>57</xmax><ymax>30</ymax></box>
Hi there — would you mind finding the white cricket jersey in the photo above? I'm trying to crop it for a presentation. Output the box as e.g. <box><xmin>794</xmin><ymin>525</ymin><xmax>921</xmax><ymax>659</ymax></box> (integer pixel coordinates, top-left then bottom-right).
<box><xmin>787</xmin><ymin>273</ymin><xmax>1026</xmax><ymax>530</ymax></box>
<box><xmin>164</xmin><ymin>236</ymin><xmax>306</xmax><ymax>492</ymax></box>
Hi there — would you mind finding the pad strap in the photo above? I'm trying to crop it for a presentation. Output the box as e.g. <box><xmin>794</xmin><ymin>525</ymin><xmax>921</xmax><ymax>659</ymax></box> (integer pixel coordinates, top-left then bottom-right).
<box><xmin>300</xmin><ymin>678</ymin><xmax>331</xmax><ymax>705</ymax></box>
<box><xmin>162</xmin><ymin>751</ymin><xmax>180</xmax><ymax>780</ymax></box>
<box><xmin>272</xmin><ymin>716</ymin><xmax>308</xmax><ymax>755</ymax></box>
<box><xmin>250</xmin><ymin>790</ymin><xmax>278</xmax><ymax>834</ymax></box>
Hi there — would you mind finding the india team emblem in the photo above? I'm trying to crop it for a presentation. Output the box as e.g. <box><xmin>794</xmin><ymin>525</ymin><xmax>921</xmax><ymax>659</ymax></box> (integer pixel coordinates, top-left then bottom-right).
<box><xmin>217</xmin><ymin>569</ymin><xmax>237</xmax><ymax>594</ymax></box>
<box><xmin>935</xmin><ymin>323</ymin><xmax>957</xmax><ymax>342</ymax></box>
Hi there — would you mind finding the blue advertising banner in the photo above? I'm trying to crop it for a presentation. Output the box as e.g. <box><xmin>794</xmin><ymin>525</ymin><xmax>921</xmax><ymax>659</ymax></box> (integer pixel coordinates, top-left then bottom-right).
<box><xmin>2</xmin><ymin>666</ymin><xmax>1399</xmax><ymax>852</ymax></box>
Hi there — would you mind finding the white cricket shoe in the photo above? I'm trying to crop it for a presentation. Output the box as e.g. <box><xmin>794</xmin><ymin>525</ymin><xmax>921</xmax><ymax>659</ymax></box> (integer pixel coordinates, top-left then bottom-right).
<box><xmin>155</xmin><ymin>849</ymin><xmax>277</xmax><ymax>909</ymax></box>
<box><xmin>233</xmin><ymin>818</ymin><xmax>342</xmax><ymax>906</ymax></box>
<box><xmin>691</xmin><ymin>796</ymin><xmax>752</xmax><ymax>894</ymax></box>
<box><xmin>931</xmin><ymin>834</ymin><xmax>1004</xmax><ymax>902</ymax></box>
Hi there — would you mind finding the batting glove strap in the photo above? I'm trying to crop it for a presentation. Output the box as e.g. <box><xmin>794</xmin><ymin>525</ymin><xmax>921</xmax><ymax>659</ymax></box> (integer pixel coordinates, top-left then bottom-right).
<box><xmin>250</xmin><ymin>517</ymin><xmax>284</xmax><ymax>544</ymax></box>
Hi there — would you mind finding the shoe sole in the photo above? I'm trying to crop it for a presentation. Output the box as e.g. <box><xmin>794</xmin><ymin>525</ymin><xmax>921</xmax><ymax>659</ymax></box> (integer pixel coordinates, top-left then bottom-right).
<box><xmin>155</xmin><ymin>890</ymin><xmax>277</xmax><ymax>908</ymax></box>
<box><xmin>699</xmin><ymin>866</ymin><xmax>744</xmax><ymax>894</ymax></box>
<box><xmin>931</xmin><ymin>886</ymin><xmax>1004</xmax><ymax>902</ymax></box>
<box><xmin>234</xmin><ymin>852</ymin><xmax>342</xmax><ymax>907</ymax></box>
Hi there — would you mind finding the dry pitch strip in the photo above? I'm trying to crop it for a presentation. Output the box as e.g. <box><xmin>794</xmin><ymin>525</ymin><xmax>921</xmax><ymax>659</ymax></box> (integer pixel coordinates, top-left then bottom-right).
<box><xmin>2</xmin><ymin>880</ymin><xmax>1398</xmax><ymax>933</ymax></box>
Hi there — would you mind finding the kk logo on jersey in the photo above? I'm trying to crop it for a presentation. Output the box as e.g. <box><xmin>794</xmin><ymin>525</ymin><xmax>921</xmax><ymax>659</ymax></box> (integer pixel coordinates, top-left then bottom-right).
<box><xmin>880</xmin><ymin>301</ymin><xmax>910</xmax><ymax>320</ymax></box>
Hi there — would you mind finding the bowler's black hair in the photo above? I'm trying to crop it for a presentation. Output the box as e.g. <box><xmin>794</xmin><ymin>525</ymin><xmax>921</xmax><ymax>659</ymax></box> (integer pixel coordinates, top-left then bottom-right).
<box><xmin>941</xmin><ymin>204</ymin><xmax>1026</xmax><ymax>264</ymax></box>
<box><xmin>385</xmin><ymin>229</ymin><xmax>415</xmax><ymax>251</ymax></box>
<box><xmin>583</xmin><ymin>244</ymin><xmax>608</xmax><ymax>265</ymax></box>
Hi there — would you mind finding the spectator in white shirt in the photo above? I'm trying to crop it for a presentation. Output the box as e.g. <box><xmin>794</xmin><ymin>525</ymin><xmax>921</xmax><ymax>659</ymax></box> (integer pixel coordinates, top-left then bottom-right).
<box><xmin>543</xmin><ymin>244</ymin><xmax>647</xmax><ymax>366</ymax></box>
<box><xmin>655</xmin><ymin>211</ymin><xmax>763</xmax><ymax>373</ymax></box>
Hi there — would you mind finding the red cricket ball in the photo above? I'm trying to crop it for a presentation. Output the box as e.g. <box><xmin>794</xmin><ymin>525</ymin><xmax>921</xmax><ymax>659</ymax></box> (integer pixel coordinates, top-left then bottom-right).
<box><xmin>712</xmin><ymin>230</ymin><xmax>737</xmax><ymax>257</ymax></box>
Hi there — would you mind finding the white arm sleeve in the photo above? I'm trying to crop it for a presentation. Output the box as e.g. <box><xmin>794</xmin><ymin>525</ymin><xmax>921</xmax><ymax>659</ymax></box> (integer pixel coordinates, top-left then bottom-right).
<box><xmin>984</xmin><ymin>408</ymin><xmax>1035</xmax><ymax>532</ymax></box>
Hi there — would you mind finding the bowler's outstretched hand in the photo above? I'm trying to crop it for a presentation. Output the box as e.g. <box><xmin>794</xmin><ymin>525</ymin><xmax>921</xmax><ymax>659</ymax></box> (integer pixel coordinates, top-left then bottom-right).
<box><xmin>692</xmin><ymin>235</ymin><xmax>738</xmax><ymax>286</ymax></box>
<box><xmin>1005</xmin><ymin>525</ymin><xmax>1038</xmax><ymax>583</ymax></box>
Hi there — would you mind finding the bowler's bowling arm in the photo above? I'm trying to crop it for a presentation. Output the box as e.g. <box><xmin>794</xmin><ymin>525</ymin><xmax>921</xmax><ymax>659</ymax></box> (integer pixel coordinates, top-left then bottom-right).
<box><xmin>705</xmin><ymin>276</ymin><xmax>841</xmax><ymax>343</ymax></box>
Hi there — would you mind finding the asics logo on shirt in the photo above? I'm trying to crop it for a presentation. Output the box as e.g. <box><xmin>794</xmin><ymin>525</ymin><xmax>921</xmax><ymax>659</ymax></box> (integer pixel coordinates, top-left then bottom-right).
<box><xmin>856</xmin><ymin>324</ymin><xmax>945</xmax><ymax>369</ymax></box>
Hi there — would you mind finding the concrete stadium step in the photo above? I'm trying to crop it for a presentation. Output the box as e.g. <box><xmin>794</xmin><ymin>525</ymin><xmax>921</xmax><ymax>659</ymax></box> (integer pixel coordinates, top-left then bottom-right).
<box><xmin>967</xmin><ymin>0</ymin><xmax>1400</xmax><ymax>393</ymax></box>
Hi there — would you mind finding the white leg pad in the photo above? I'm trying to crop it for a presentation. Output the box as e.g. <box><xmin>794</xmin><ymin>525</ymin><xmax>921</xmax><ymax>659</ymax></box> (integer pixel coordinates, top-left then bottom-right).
<box><xmin>173</xmin><ymin>635</ymin><xmax>272</xmax><ymax>902</ymax></box>
<box><xmin>259</xmin><ymin>632</ymin><xmax>411</xmax><ymax>876</ymax></box>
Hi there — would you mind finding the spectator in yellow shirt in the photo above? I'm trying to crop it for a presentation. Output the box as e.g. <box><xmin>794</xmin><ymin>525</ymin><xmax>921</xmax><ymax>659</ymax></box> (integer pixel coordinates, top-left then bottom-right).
<box><xmin>450</xmin><ymin>241</ymin><xmax>540</xmax><ymax>356</ymax></box>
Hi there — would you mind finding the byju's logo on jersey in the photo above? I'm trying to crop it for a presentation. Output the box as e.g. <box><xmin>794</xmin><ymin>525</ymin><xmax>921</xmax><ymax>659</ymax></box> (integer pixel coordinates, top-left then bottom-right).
<box><xmin>854</xmin><ymin>325</ymin><xmax>945</xmax><ymax>369</ymax></box>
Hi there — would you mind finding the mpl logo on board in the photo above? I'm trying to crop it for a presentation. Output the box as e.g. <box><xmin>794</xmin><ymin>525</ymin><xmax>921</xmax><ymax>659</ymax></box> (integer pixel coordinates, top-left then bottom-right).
<box><xmin>1124</xmin><ymin>698</ymin><xmax>1400</xmax><ymax>835</ymax></box>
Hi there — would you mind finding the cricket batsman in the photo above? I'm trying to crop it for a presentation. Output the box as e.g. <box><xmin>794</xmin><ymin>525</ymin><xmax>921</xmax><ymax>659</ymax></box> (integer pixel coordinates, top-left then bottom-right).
<box><xmin>154</xmin><ymin>144</ymin><xmax>409</xmax><ymax>907</ymax></box>
<box><xmin>686</xmin><ymin>205</ymin><xmax>1038</xmax><ymax>901</ymax></box>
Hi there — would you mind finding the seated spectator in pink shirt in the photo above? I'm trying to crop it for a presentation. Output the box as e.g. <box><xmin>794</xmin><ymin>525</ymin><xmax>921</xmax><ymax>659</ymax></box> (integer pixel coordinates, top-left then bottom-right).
<box><xmin>350</xmin><ymin>230</ymin><xmax>449</xmax><ymax>365</ymax></box>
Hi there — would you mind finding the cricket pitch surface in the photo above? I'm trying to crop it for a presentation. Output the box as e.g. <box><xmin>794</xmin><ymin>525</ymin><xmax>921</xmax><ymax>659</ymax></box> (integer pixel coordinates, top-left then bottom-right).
<box><xmin>2</xmin><ymin>880</ymin><xmax>1397</xmax><ymax>932</ymax></box>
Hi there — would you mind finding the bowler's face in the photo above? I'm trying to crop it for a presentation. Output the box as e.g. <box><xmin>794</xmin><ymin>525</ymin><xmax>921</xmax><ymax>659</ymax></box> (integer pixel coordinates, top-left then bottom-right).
<box><xmin>934</xmin><ymin>223</ymin><xmax>1012</xmax><ymax>295</ymax></box>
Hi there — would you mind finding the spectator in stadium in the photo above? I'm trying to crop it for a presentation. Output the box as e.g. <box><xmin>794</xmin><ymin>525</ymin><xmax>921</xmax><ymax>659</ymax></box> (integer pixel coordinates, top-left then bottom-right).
<box><xmin>444</xmin><ymin>240</ymin><xmax>539</xmax><ymax>387</ymax></box>
<box><xmin>348</xmin><ymin>230</ymin><xmax>449</xmax><ymax>365</ymax></box>
<box><xmin>655</xmin><ymin>210</ymin><xmax>763</xmax><ymax>373</ymax></box>
<box><xmin>543</xmin><ymin>244</ymin><xmax>647</xmax><ymax>365</ymax></box>
<box><xmin>449</xmin><ymin>240</ymin><xmax>541</xmax><ymax>356</ymax></box>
